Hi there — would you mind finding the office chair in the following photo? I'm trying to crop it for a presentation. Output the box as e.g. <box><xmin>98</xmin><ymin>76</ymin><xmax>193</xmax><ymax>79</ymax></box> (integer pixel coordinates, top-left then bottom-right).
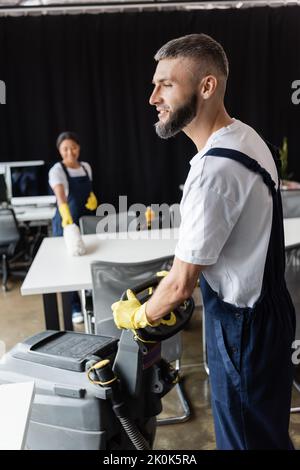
<box><xmin>78</xmin><ymin>211</ymin><xmax>146</xmax><ymax>333</ymax></box>
<box><xmin>285</xmin><ymin>244</ymin><xmax>300</xmax><ymax>413</ymax></box>
<box><xmin>0</xmin><ymin>208</ymin><xmax>23</xmax><ymax>291</ymax></box>
<box><xmin>79</xmin><ymin>215</ymin><xmax>103</xmax><ymax>235</ymax></box>
<box><xmin>91</xmin><ymin>257</ymin><xmax>191</xmax><ymax>425</ymax></box>
<box><xmin>79</xmin><ymin>212</ymin><xmax>138</xmax><ymax>236</ymax></box>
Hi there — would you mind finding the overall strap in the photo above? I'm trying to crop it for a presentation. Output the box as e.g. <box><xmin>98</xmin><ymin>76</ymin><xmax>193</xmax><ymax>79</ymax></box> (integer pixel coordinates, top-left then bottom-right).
<box><xmin>204</xmin><ymin>146</ymin><xmax>285</xmax><ymax>289</ymax></box>
<box><xmin>203</xmin><ymin>148</ymin><xmax>277</xmax><ymax>195</ymax></box>
<box><xmin>59</xmin><ymin>162</ymin><xmax>90</xmax><ymax>180</ymax></box>
<box><xmin>60</xmin><ymin>162</ymin><xmax>70</xmax><ymax>182</ymax></box>
<box><xmin>80</xmin><ymin>163</ymin><xmax>89</xmax><ymax>178</ymax></box>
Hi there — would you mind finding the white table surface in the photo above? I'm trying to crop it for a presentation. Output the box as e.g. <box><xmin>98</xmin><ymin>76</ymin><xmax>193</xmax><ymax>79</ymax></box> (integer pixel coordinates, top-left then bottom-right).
<box><xmin>20</xmin><ymin>218</ymin><xmax>300</xmax><ymax>297</ymax></box>
<box><xmin>14</xmin><ymin>205</ymin><xmax>56</xmax><ymax>222</ymax></box>
<box><xmin>12</xmin><ymin>195</ymin><xmax>56</xmax><ymax>206</ymax></box>
<box><xmin>0</xmin><ymin>381</ymin><xmax>35</xmax><ymax>450</ymax></box>
<box><xmin>21</xmin><ymin>228</ymin><xmax>179</xmax><ymax>295</ymax></box>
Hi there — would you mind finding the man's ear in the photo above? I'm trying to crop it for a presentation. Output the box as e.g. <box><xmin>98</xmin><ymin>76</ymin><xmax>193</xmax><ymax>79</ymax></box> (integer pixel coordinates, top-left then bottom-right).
<box><xmin>199</xmin><ymin>75</ymin><xmax>218</xmax><ymax>100</ymax></box>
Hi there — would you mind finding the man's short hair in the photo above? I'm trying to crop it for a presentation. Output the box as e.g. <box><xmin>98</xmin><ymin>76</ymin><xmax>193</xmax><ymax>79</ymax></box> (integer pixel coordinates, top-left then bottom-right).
<box><xmin>154</xmin><ymin>33</ymin><xmax>229</xmax><ymax>81</ymax></box>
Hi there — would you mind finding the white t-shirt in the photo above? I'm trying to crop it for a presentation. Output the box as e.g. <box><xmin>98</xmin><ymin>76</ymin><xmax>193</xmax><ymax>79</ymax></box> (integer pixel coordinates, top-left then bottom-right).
<box><xmin>175</xmin><ymin>119</ymin><xmax>279</xmax><ymax>308</ymax></box>
<box><xmin>48</xmin><ymin>161</ymin><xmax>92</xmax><ymax>197</ymax></box>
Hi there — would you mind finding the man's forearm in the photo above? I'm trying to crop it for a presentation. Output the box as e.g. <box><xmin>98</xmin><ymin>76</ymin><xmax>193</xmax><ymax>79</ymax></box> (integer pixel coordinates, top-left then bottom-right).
<box><xmin>146</xmin><ymin>276</ymin><xmax>189</xmax><ymax>322</ymax></box>
<box><xmin>145</xmin><ymin>257</ymin><xmax>203</xmax><ymax>323</ymax></box>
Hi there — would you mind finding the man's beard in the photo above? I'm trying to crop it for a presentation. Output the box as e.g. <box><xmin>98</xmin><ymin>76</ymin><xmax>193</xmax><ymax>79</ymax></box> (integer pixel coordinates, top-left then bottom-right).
<box><xmin>154</xmin><ymin>93</ymin><xmax>197</xmax><ymax>139</ymax></box>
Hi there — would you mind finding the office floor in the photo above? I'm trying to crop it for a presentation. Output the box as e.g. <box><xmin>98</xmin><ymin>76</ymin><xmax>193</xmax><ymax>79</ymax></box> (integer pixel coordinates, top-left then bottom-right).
<box><xmin>0</xmin><ymin>280</ymin><xmax>300</xmax><ymax>450</ymax></box>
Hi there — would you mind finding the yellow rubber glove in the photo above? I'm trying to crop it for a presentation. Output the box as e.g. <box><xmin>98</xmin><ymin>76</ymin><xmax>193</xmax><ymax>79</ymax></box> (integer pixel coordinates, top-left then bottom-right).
<box><xmin>112</xmin><ymin>289</ymin><xmax>177</xmax><ymax>330</ymax></box>
<box><xmin>85</xmin><ymin>192</ymin><xmax>98</xmax><ymax>211</ymax></box>
<box><xmin>156</xmin><ymin>270</ymin><xmax>170</xmax><ymax>278</ymax></box>
<box><xmin>112</xmin><ymin>289</ymin><xmax>160</xmax><ymax>330</ymax></box>
<box><xmin>160</xmin><ymin>313</ymin><xmax>177</xmax><ymax>326</ymax></box>
<box><xmin>59</xmin><ymin>202</ymin><xmax>73</xmax><ymax>228</ymax></box>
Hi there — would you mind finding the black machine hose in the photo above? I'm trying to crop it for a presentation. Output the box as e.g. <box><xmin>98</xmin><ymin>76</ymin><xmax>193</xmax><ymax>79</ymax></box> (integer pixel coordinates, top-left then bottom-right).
<box><xmin>117</xmin><ymin>416</ymin><xmax>150</xmax><ymax>451</ymax></box>
<box><xmin>86</xmin><ymin>358</ymin><xmax>151</xmax><ymax>450</ymax></box>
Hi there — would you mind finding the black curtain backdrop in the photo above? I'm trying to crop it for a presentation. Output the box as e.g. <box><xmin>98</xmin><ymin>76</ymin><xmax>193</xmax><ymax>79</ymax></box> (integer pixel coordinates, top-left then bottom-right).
<box><xmin>0</xmin><ymin>6</ymin><xmax>300</xmax><ymax>207</ymax></box>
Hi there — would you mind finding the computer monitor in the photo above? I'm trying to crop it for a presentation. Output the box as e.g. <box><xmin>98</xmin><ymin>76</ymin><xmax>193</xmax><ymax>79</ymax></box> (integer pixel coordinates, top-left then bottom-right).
<box><xmin>0</xmin><ymin>161</ymin><xmax>56</xmax><ymax>206</ymax></box>
<box><xmin>10</xmin><ymin>165</ymin><xmax>49</xmax><ymax>198</ymax></box>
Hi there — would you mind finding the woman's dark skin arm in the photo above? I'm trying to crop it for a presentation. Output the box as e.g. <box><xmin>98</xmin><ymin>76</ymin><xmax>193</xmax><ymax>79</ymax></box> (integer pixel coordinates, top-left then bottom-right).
<box><xmin>53</xmin><ymin>184</ymin><xmax>67</xmax><ymax>207</ymax></box>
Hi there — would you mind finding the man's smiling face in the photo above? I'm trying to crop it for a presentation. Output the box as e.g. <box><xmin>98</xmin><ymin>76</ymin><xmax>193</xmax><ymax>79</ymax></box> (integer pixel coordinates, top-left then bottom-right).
<box><xmin>149</xmin><ymin>57</ymin><xmax>199</xmax><ymax>139</ymax></box>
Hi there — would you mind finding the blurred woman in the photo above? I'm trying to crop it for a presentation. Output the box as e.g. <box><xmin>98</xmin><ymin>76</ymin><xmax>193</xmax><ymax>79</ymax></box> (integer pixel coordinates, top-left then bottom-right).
<box><xmin>49</xmin><ymin>131</ymin><xmax>98</xmax><ymax>323</ymax></box>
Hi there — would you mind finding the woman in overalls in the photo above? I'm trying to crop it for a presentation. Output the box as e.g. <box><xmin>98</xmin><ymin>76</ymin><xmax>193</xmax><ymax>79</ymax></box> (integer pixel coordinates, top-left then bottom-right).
<box><xmin>49</xmin><ymin>131</ymin><xmax>98</xmax><ymax>324</ymax></box>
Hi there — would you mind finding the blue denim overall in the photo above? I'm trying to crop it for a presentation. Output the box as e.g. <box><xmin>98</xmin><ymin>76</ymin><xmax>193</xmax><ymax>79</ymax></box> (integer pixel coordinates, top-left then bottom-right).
<box><xmin>200</xmin><ymin>147</ymin><xmax>296</xmax><ymax>450</ymax></box>
<box><xmin>52</xmin><ymin>162</ymin><xmax>92</xmax><ymax>313</ymax></box>
<box><xmin>52</xmin><ymin>162</ymin><xmax>92</xmax><ymax>237</ymax></box>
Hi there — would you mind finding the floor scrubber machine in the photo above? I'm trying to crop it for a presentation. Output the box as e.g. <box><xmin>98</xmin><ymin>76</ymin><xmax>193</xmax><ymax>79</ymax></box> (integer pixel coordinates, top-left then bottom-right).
<box><xmin>0</xmin><ymin>275</ymin><xmax>194</xmax><ymax>450</ymax></box>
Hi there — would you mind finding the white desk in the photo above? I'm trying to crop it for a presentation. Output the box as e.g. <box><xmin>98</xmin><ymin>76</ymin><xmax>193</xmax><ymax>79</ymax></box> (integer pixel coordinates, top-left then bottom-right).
<box><xmin>0</xmin><ymin>381</ymin><xmax>35</xmax><ymax>450</ymax></box>
<box><xmin>21</xmin><ymin>218</ymin><xmax>299</xmax><ymax>294</ymax></box>
<box><xmin>14</xmin><ymin>205</ymin><xmax>56</xmax><ymax>223</ymax></box>
<box><xmin>10</xmin><ymin>196</ymin><xmax>56</xmax><ymax>224</ymax></box>
<box><xmin>21</xmin><ymin>229</ymin><xmax>179</xmax><ymax>330</ymax></box>
<box><xmin>20</xmin><ymin>219</ymin><xmax>300</xmax><ymax>331</ymax></box>
<box><xmin>11</xmin><ymin>196</ymin><xmax>56</xmax><ymax>206</ymax></box>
